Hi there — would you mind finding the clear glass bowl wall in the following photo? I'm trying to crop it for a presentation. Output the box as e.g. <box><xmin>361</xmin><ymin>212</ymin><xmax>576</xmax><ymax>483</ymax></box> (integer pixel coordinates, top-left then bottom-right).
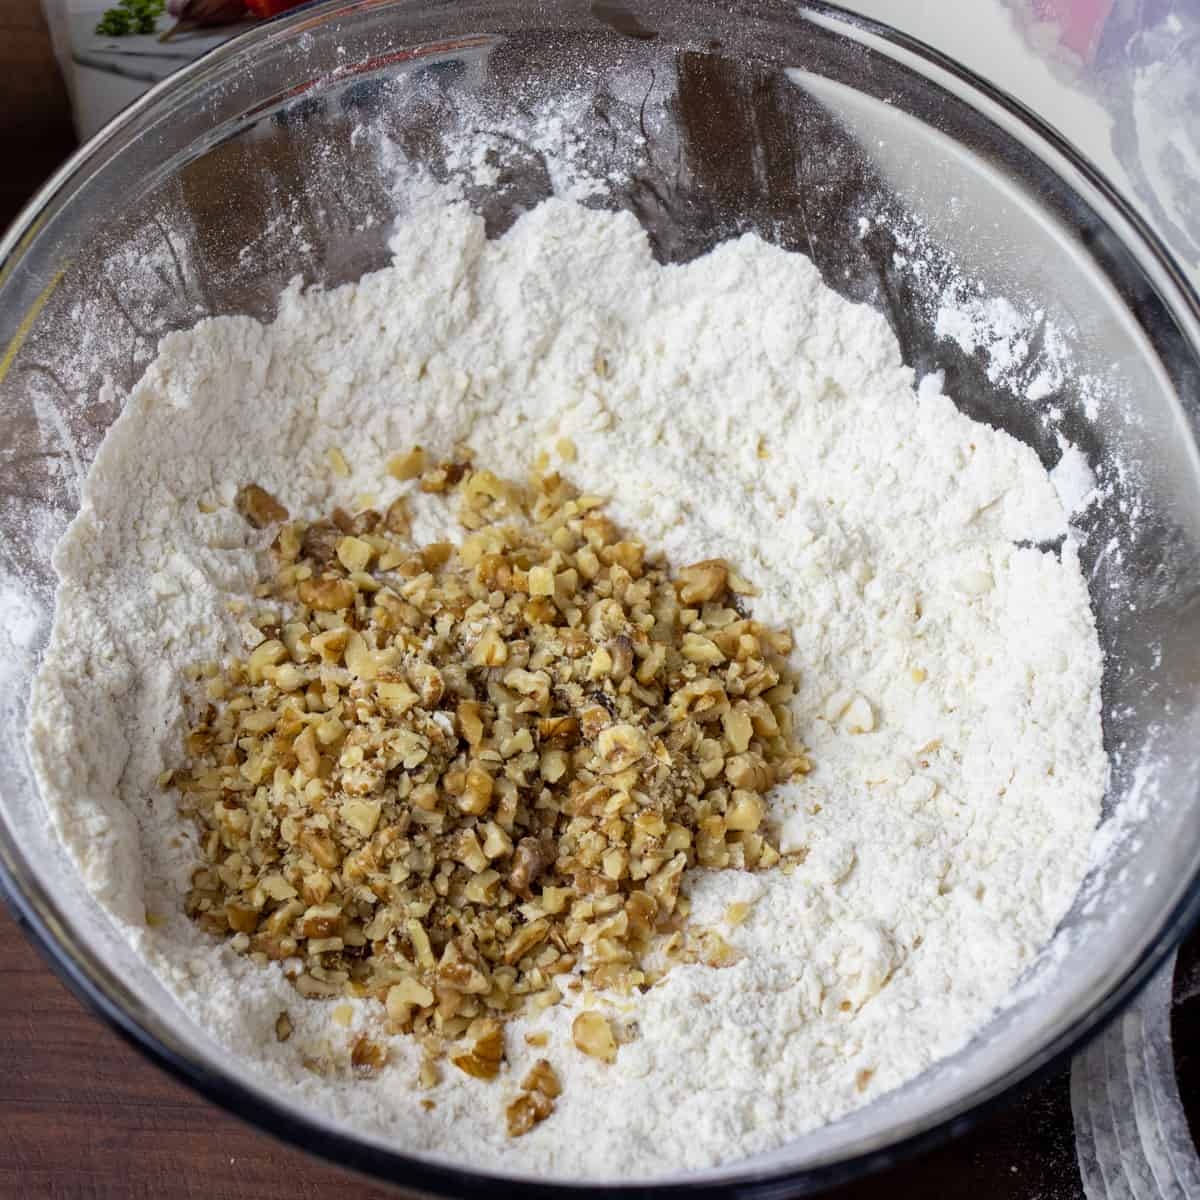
<box><xmin>1</xmin><ymin>2</ymin><xmax>1199</xmax><ymax>1195</ymax></box>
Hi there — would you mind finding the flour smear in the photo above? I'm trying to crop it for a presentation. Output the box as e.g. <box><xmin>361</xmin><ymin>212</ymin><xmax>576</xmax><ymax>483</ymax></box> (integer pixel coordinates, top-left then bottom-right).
<box><xmin>28</xmin><ymin>197</ymin><xmax>1105</xmax><ymax>1178</ymax></box>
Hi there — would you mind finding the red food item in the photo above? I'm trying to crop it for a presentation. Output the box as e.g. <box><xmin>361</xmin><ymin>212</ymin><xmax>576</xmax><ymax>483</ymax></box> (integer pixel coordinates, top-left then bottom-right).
<box><xmin>243</xmin><ymin>0</ymin><xmax>308</xmax><ymax>17</ymax></box>
<box><xmin>1033</xmin><ymin>0</ymin><xmax>1115</xmax><ymax>62</ymax></box>
<box><xmin>165</xmin><ymin>0</ymin><xmax>242</xmax><ymax>19</ymax></box>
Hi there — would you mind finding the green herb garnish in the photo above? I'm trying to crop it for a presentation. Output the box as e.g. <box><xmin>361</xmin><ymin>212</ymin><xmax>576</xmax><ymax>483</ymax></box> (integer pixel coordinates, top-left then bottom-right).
<box><xmin>95</xmin><ymin>0</ymin><xmax>165</xmax><ymax>37</ymax></box>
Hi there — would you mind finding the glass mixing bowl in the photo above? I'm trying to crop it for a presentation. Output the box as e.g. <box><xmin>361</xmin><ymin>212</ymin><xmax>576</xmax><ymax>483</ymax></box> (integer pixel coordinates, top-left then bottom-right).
<box><xmin>2</xmin><ymin>1</ymin><xmax>1199</xmax><ymax>1194</ymax></box>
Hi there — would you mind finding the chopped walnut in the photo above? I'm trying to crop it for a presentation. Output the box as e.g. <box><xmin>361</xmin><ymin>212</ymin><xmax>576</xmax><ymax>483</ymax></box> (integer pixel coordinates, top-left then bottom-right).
<box><xmin>298</xmin><ymin>575</ymin><xmax>354</xmax><ymax>612</ymax></box>
<box><xmin>176</xmin><ymin>450</ymin><xmax>811</xmax><ymax>1069</ymax></box>
<box><xmin>387</xmin><ymin>446</ymin><xmax>426</xmax><ymax>481</ymax></box>
<box><xmin>572</xmin><ymin>1011</ymin><xmax>617</xmax><ymax>1063</ymax></box>
<box><xmin>350</xmin><ymin>1034</ymin><xmax>388</xmax><ymax>1075</ymax></box>
<box><xmin>300</xmin><ymin>519</ymin><xmax>342</xmax><ymax>563</ymax></box>
<box><xmin>506</xmin><ymin>1089</ymin><xmax>553</xmax><ymax>1137</ymax></box>
<box><xmin>235</xmin><ymin>483</ymin><xmax>288</xmax><ymax>529</ymax></box>
<box><xmin>451</xmin><ymin>1018</ymin><xmax>505</xmax><ymax>1080</ymax></box>
<box><xmin>506</xmin><ymin>1058</ymin><xmax>561</xmax><ymax>1137</ymax></box>
<box><xmin>418</xmin><ymin>1053</ymin><xmax>440</xmax><ymax>1090</ymax></box>
<box><xmin>676</xmin><ymin>559</ymin><xmax>728</xmax><ymax>605</ymax></box>
<box><xmin>523</xmin><ymin>1058</ymin><xmax>562</xmax><ymax>1098</ymax></box>
<box><xmin>509</xmin><ymin>836</ymin><xmax>553</xmax><ymax>900</ymax></box>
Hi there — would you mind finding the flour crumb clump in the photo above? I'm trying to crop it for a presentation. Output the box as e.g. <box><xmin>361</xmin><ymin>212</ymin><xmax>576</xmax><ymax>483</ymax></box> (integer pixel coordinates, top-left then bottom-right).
<box><xmin>28</xmin><ymin>198</ymin><xmax>1105</xmax><ymax>1179</ymax></box>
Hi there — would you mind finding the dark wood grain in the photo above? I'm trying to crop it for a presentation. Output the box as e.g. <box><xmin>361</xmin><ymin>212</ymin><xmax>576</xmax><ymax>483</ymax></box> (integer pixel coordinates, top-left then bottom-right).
<box><xmin>0</xmin><ymin>0</ymin><xmax>77</xmax><ymax>232</ymax></box>
<box><xmin>0</xmin><ymin>903</ymin><xmax>406</xmax><ymax>1200</ymax></box>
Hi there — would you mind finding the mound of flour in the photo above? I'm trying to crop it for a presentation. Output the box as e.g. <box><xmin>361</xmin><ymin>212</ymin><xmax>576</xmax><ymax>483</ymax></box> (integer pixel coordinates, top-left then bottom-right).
<box><xmin>28</xmin><ymin>198</ymin><xmax>1105</xmax><ymax>1178</ymax></box>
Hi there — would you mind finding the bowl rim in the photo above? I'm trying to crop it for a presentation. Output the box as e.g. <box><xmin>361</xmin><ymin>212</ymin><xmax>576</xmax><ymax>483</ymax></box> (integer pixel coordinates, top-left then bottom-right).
<box><xmin>2</xmin><ymin>0</ymin><xmax>1200</xmax><ymax>1195</ymax></box>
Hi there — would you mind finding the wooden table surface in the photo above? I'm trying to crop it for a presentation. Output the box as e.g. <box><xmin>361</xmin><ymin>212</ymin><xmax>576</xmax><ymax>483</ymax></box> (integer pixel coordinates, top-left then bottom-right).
<box><xmin>0</xmin><ymin>0</ymin><xmax>77</xmax><ymax>233</ymax></box>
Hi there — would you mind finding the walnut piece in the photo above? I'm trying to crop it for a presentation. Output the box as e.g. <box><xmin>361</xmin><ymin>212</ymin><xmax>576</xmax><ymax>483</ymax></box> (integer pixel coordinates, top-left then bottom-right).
<box><xmin>235</xmin><ymin>483</ymin><xmax>288</xmax><ymax>529</ymax></box>
<box><xmin>387</xmin><ymin>446</ymin><xmax>426</xmax><ymax>481</ymax></box>
<box><xmin>523</xmin><ymin>1058</ymin><xmax>562</xmax><ymax>1098</ymax></box>
<box><xmin>572</xmin><ymin>1011</ymin><xmax>618</xmax><ymax>1063</ymax></box>
<box><xmin>350</xmin><ymin>1034</ymin><xmax>388</xmax><ymax>1075</ymax></box>
<box><xmin>676</xmin><ymin>559</ymin><xmax>728</xmax><ymax>605</ymax></box>
<box><xmin>506</xmin><ymin>1058</ymin><xmax>561</xmax><ymax>1137</ymax></box>
<box><xmin>451</xmin><ymin>1018</ymin><xmax>505</xmax><ymax>1080</ymax></box>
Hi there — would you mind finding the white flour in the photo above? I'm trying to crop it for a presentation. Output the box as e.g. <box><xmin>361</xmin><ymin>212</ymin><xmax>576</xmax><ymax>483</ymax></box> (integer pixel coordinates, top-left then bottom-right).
<box><xmin>28</xmin><ymin>197</ymin><xmax>1105</xmax><ymax>1179</ymax></box>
